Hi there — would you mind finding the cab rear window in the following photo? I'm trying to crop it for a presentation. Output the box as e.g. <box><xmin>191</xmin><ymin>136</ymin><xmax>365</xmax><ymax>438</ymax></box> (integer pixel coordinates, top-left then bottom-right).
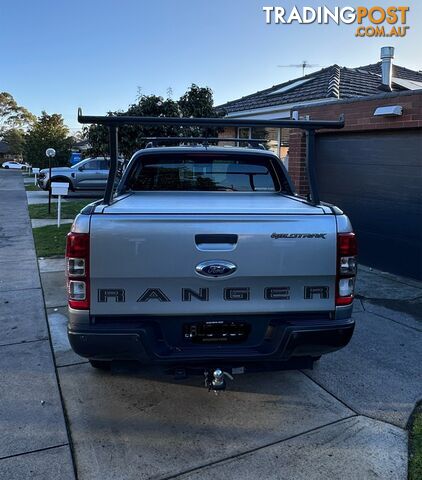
<box><xmin>125</xmin><ymin>153</ymin><xmax>284</xmax><ymax>192</ymax></box>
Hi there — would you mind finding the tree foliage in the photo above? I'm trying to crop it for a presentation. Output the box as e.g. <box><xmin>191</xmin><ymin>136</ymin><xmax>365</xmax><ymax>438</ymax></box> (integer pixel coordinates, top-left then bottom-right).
<box><xmin>0</xmin><ymin>92</ymin><xmax>35</xmax><ymax>136</ymax></box>
<box><xmin>84</xmin><ymin>84</ymin><xmax>222</xmax><ymax>160</ymax></box>
<box><xmin>25</xmin><ymin>112</ymin><xmax>72</xmax><ymax>168</ymax></box>
<box><xmin>2</xmin><ymin>129</ymin><xmax>26</xmax><ymax>157</ymax></box>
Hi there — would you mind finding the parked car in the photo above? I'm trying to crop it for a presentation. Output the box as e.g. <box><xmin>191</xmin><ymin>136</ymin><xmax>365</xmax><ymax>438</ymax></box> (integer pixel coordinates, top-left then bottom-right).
<box><xmin>37</xmin><ymin>157</ymin><xmax>115</xmax><ymax>191</ymax></box>
<box><xmin>2</xmin><ymin>160</ymin><xmax>28</xmax><ymax>170</ymax></box>
<box><xmin>66</xmin><ymin>143</ymin><xmax>357</xmax><ymax>389</ymax></box>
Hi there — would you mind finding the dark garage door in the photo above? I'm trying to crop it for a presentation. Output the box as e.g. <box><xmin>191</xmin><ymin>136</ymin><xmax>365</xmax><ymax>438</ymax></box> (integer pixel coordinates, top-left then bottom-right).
<box><xmin>315</xmin><ymin>130</ymin><xmax>422</xmax><ymax>280</ymax></box>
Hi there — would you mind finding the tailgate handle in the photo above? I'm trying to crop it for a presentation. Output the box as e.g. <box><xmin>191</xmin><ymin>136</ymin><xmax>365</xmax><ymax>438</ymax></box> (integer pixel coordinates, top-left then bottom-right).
<box><xmin>195</xmin><ymin>234</ymin><xmax>238</xmax><ymax>251</ymax></box>
<box><xmin>196</xmin><ymin>234</ymin><xmax>238</xmax><ymax>245</ymax></box>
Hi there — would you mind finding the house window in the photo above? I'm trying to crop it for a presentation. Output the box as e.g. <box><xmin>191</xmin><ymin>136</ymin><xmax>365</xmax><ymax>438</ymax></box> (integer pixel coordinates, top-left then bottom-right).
<box><xmin>238</xmin><ymin>128</ymin><xmax>250</xmax><ymax>140</ymax></box>
<box><xmin>237</xmin><ymin>127</ymin><xmax>287</xmax><ymax>155</ymax></box>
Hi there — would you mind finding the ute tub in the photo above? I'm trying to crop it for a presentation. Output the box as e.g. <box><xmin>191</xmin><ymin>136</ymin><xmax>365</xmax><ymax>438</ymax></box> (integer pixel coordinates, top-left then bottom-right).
<box><xmin>68</xmin><ymin>311</ymin><xmax>355</xmax><ymax>365</ymax></box>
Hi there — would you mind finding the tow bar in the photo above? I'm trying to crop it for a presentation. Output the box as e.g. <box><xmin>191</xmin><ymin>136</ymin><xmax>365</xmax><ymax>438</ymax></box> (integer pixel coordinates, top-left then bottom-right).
<box><xmin>204</xmin><ymin>368</ymin><xmax>234</xmax><ymax>393</ymax></box>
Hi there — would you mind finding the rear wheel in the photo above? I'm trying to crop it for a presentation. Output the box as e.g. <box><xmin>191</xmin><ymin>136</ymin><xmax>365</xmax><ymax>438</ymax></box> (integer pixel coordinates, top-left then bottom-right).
<box><xmin>89</xmin><ymin>359</ymin><xmax>112</xmax><ymax>370</ymax></box>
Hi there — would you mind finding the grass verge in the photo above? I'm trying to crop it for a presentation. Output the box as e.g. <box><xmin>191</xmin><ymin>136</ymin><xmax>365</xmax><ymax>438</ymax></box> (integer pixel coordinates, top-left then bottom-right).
<box><xmin>33</xmin><ymin>224</ymin><xmax>71</xmax><ymax>257</ymax></box>
<box><xmin>28</xmin><ymin>200</ymin><xmax>91</xmax><ymax>219</ymax></box>
<box><xmin>25</xmin><ymin>184</ymin><xmax>41</xmax><ymax>191</ymax></box>
<box><xmin>409</xmin><ymin>402</ymin><xmax>422</xmax><ymax>480</ymax></box>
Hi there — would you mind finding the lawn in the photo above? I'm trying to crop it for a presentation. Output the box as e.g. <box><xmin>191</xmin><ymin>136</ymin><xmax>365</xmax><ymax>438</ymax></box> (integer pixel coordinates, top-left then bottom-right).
<box><xmin>33</xmin><ymin>224</ymin><xmax>71</xmax><ymax>257</ymax></box>
<box><xmin>409</xmin><ymin>403</ymin><xmax>422</xmax><ymax>480</ymax></box>
<box><xmin>28</xmin><ymin>200</ymin><xmax>92</xmax><ymax>219</ymax></box>
<box><xmin>25</xmin><ymin>184</ymin><xmax>41</xmax><ymax>191</ymax></box>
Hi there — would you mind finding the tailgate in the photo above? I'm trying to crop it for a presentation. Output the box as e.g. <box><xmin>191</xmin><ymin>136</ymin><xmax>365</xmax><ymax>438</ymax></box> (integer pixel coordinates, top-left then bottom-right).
<box><xmin>89</xmin><ymin>214</ymin><xmax>337</xmax><ymax>315</ymax></box>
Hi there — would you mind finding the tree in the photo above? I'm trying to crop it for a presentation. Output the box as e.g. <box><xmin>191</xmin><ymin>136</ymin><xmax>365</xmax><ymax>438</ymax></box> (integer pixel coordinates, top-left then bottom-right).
<box><xmin>0</xmin><ymin>92</ymin><xmax>35</xmax><ymax>136</ymax></box>
<box><xmin>84</xmin><ymin>84</ymin><xmax>222</xmax><ymax>160</ymax></box>
<box><xmin>2</xmin><ymin>129</ymin><xmax>26</xmax><ymax>158</ymax></box>
<box><xmin>25</xmin><ymin>112</ymin><xmax>72</xmax><ymax>168</ymax></box>
<box><xmin>178</xmin><ymin>84</ymin><xmax>215</xmax><ymax>118</ymax></box>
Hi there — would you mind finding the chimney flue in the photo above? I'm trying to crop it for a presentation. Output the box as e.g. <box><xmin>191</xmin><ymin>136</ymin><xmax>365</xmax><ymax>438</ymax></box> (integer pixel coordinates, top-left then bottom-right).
<box><xmin>380</xmin><ymin>46</ymin><xmax>395</xmax><ymax>91</ymax></box>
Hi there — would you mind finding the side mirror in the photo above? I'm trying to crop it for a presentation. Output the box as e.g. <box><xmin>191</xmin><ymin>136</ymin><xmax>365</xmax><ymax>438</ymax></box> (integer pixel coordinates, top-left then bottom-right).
<box><xmin>78</xmin><ymin>166</ymin><xmax>84</xmax><ymax>172</ymax></box>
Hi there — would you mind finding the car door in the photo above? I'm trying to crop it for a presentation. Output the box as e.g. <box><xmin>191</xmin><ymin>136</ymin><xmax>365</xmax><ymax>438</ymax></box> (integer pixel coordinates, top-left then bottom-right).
<box><xmin>74</xmin><ymin>159</ymin><xmax>102</xmax><ymax>189</ymax></box>
<box><xmin>96</xmin><ymin>159</ymin><xmax>110</xmax><ymax>188</ymax></box>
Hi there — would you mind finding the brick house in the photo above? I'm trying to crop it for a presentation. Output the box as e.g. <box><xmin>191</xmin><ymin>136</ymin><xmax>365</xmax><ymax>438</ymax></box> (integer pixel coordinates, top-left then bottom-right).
<box><xmin>217</xmin><ymin>47</ymin><xmax>422</xmax><ymax>279</ymax></box>
<box><xmin>217</xmin><ymin>46</ymin><xmax>422</xmax><ymax>172</ymax></box>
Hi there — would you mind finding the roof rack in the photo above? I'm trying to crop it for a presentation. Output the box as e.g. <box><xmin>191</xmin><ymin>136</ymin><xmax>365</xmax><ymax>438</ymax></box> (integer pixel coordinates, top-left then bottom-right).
<box><xmin>142</xmin><ymin>137</ymin><xmax>268</xmax><ymax>149</ymax></box>
<box><xmin>77</xmin><ymin>108</ymin><xmax>344</xmax><ymax>206</ymax></box>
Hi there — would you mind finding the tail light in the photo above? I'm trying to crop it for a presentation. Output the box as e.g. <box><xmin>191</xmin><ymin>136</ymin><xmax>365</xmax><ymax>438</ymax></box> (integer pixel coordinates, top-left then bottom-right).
<box><xmin>66</xmin><ymin>232</ymin><xmax>90</xmax><ymax>309</ymax></box>
<box><xmin>336</xmin><ymin>232</ymin><xmax>357</xmax><ymax>306</ymax></box>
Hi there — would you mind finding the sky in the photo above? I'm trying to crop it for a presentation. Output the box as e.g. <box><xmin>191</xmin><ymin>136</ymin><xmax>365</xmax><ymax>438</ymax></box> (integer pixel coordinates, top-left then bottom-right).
<box><xmin>1</xmin><ymin>0</ymin><xmax>421</xmax><ymax>132</ymax></box>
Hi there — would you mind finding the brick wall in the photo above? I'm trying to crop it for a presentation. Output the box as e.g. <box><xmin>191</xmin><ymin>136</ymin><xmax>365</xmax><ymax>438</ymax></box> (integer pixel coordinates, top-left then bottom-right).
<box><xmin>290</xmin><ymin>90</ymin><xmax>422</xmax><ymax>193</ymax></box>
<box><xmin>218</xmin><ymin>127</ymin><xmax>237</xmax><ymax>146</ymax></box>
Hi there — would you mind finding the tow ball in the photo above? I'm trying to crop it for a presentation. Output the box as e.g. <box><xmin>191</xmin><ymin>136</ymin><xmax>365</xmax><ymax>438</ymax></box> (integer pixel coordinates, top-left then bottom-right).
<box><xmin>204</xmin><ymin>368</ymin><xmax>234</xmax><ymax>393</ymax></box>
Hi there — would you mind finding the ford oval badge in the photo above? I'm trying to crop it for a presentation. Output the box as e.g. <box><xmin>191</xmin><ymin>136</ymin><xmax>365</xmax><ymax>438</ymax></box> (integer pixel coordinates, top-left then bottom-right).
<box><xmin>195</xmin><ymin>260</ymin><xmax>237</xmax><ymax>278</ymax></box>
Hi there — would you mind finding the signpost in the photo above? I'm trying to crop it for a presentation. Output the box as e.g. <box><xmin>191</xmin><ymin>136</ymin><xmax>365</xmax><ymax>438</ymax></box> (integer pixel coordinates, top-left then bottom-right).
<box><xmin>32</xmin><ymin>167</ymin><xmax>40</xmax><ymax>185</ymax></box>
<box><xmin>51</xmin><ymin>182</ymin><xmax>69</xmax><ymax>227</ymax></box>
<box><xmin>45</xmin><ymin>148</ymin><xmax>56</xmax><ymax>214</ymax></box>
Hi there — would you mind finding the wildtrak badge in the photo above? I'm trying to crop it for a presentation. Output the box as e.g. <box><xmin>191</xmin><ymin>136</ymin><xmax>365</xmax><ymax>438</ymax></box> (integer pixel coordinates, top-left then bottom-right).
<box><xmin>271</xmin><ymin>233</ymin><xmax>327</xmax><ymax>239</ymax></box>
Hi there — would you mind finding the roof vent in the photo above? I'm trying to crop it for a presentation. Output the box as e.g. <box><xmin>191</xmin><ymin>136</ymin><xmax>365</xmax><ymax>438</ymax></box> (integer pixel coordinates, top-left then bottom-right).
<box><xmin>379</xmin><ymin>46</ymin><xmax>395</xmax><ymax>91</ymax></box>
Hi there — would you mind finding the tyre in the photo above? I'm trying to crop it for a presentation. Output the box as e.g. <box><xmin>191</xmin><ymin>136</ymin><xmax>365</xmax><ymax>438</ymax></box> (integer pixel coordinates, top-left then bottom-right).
<box><xmin>89</xmin><ymin>359</ymin><xmax>112</xmax><ymax>370</ymax></box>
<box><xmin>4</xmin><ymin>165</ymin><xmax>9</xmax><ymax>169</ymax></box>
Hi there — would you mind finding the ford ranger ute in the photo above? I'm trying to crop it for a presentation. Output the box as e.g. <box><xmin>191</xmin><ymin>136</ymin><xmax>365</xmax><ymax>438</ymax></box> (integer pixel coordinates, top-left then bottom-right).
<box><xmin>67</xmin><ymin>112</ymin><xmax>356</xmax><ymax>391</ymax></box>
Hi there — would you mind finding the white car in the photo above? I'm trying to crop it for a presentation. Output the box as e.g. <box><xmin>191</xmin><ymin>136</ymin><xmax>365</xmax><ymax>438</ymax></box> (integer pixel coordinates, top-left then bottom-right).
<box><xmin>2</xmin><ymin>161</ymin><xmax>28</xmax><ymax>170</ymax></box>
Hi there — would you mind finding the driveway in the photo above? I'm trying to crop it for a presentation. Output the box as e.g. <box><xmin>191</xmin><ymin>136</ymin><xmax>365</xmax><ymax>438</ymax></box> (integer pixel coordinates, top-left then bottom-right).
<box><xmin>2</xmin><ymin>169</ymin><xmax>421</xmax><ymax>479</ymax></box>
<box><xmin>43</xmin><ymin>251</ymin><xmax>421</xmax><ymax>476</ymax></box>
<box><xmin>43</xmin><ymin>262</ymin><xmax>421</xmax><ymax>480</ymax></box>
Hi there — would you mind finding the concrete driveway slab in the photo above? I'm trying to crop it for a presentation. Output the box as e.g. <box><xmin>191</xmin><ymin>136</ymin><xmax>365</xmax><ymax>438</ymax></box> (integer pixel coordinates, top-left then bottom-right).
<box><xmin>38</xmin><ymin>257</ymin><xmax>66</xmax><ymax>273</ymax></box>
<box><xmin>0</xmin><ymin>340</ymin><xmax>69</xmax><ymax>458</ymax></box>
<box><xmin>0</xmin><ymin>445</ymin><xmax>75</xmax><ymax>479</ymax></box>
<box><xmin>362</xmin><ymin>298</ymin><xmax>422</xmax><ymax>331</ymax></box>
<box><xmin>58</xmin><ymin>364</ymin><xmax>352</xmax><ymax>480</ymax></box>
<box><xmin>0</xmin><ymin>289</ymin><xmax>47</xmax><ymax>346</ymax></box>
<box><xmin>307</xmin><ymin>310</ymin><xmax>422</xmax><ymax>428</ymax></box>
<box><xmin>356</xmin><ymin>266</ymin><xmax>422</xmax><ymax>301</ymax></box>
<box><xmin>40</xmin><ymin>271</ymin><xmax>67</xmax><ymax>308</ymax></box>
<box><xmin>0</xmin><ymin>259</ymin><xmax>40</xmax><ymax>291</ymax></box>
<box><xmin>177</xmin><ymin>416</ymin><xmax>407</xmax><ymax>480</ymax></box>
<box><xmin>47</xmin><ymin>307</ymin><xmax>87</xmax><ymax>367</ymax></box>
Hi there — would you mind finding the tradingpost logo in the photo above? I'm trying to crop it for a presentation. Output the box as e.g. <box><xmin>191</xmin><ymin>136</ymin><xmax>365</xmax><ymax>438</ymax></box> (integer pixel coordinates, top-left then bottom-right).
<box><xmin>263</xmin><ymin>5</ymin><xmax>410</xmax><ymax>37</ymax></box>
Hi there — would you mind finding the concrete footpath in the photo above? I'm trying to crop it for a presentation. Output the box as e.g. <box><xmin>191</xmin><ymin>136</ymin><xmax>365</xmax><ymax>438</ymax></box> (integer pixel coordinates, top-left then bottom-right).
<box><xmin>0</xmin><ymin>171</ymin><xmax>75</xmax><ymax>479</ymax></box>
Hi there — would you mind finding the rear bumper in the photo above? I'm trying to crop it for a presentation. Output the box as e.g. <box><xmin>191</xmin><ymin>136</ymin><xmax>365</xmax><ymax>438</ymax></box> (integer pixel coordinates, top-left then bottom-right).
<box><xmin>68</xmin><ymin>310</ymin><xmax>355</xmax><ymax>366</ymax></box>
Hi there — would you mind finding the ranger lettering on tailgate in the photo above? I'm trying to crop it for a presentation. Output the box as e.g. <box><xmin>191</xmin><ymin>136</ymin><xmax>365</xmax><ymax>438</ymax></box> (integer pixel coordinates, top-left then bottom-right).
<box><xmin>97</xmin><ymin>286</ymin><xmax>330</xmax><ymax>302</ymax></box>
